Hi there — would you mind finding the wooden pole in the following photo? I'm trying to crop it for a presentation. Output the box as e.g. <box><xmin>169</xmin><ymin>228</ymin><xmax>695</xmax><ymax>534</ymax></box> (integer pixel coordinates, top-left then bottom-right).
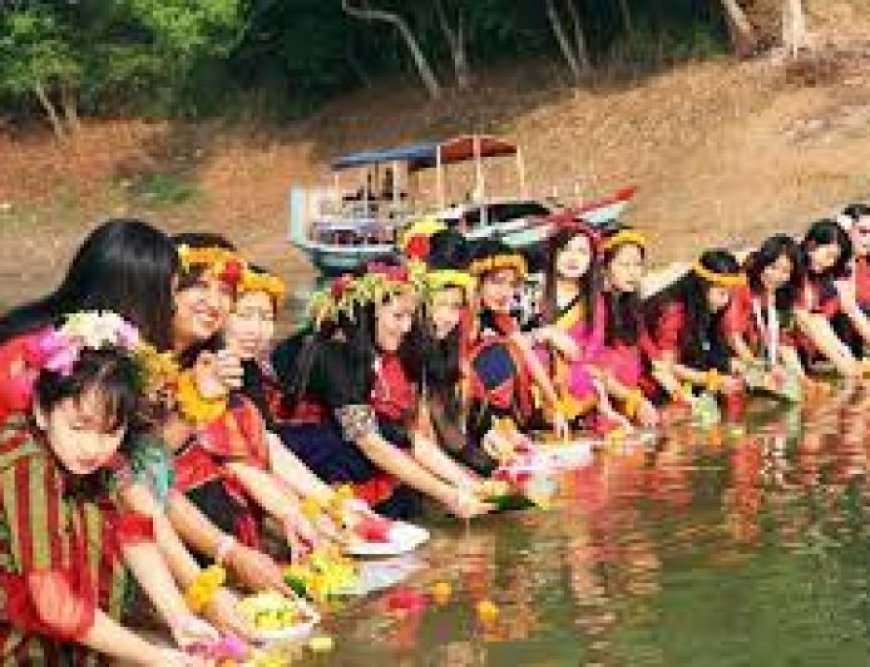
<box><xmin>474</xmin><ymin>135</ymin><xmax>484</xmax><ymax>202</ymax></box>
<box><xmin>516</xmin><ymin>148</ymin><xmax>527</xmax><ymax>198</ymax></box>
<box><xmin>436</xmin><ymin>145</ymin><xmax>445</xmax><ymax>209</ymax></box>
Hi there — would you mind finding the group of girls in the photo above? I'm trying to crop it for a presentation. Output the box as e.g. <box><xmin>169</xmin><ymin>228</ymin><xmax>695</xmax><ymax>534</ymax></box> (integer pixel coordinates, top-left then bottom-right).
<box><xmin>1</xmin><ymin>201</ymin><xmax>869</xmax><ymax>664</ymax></box>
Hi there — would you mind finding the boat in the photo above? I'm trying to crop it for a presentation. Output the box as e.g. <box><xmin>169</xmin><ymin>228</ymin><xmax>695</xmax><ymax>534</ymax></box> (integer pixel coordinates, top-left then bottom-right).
<box><xmin>288</xmin><ymin>135</ymin><xmax>634</xmax><ymax>275</ymax></box>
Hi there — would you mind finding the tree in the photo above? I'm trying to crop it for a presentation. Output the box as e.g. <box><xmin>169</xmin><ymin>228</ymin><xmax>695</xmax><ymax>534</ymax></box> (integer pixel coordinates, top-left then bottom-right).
<box><xmin>544</xmin><ymin>0</ymin><xmax>590</xmax><ymax>80</ymax></box>
<box><xmin>718</xmin><ymin>0</ymin><xmax>759</xmax><ymax>57</ymax></box>
<box><xmin>781</xmin><ymin>0</ymin><xmax>809</xmax><ymax>57</ymax></box>
<box><xmin>340</xmin><ymin>0</ymin><xmax>442</xmax><ymax>99</ymax></box>
<box><xmin>434</xmin><ymin>0</ymin><xmax>471</xmax><ymax>89</ymax></box>
<box><xmin>0</xmin><ymin>7</ymin><xmax>81</xmax><ymax>139</ymax></box>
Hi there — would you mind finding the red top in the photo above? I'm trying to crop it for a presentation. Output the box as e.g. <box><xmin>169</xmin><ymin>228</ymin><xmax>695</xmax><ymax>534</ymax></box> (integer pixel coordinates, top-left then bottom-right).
<box><xmin>369</xmin><ymin>354</ymin><xmax>416</xmax><ymax>422</ymax></box>
<box><xmin>0</xmin><ymin>416</ymin><xmax>153</xmax><ymax>657</ymax></box>
<box><xmin>854</xmin><ymin>256</ymin><xmax>870</xmax><ymax>307</ymax></box>
<box><xmin>0</xmin><ymin>331</ymin><xmax>48</xmax><ymax>428</ymax></box>
<box><xmin>722</xmin><ymin>286</ymin><xmax>796</xmax><ymax>352</ymax></box>
<box><xmin>798</xmin><ymin>278</ymin><xmax>841</xmax><ymax>318</ymax></box>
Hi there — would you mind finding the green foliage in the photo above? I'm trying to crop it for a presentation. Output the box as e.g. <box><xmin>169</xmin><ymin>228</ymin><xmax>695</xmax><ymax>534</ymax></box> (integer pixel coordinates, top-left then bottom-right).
<box><xmin>0</xmin><ymin>0</ymin><xmax>731</xmax><ymax>123</ymax></box>
<box><xmin>125</xmin><ymin>172</ymin><xmax>201</xmax><ymax>207</ymax></box>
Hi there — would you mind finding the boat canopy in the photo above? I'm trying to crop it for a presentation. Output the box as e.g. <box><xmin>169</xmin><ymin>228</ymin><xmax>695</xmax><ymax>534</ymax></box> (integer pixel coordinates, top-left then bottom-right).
<box><xmin>330</xmin><ymin>135</ymin><xmax>518</xmax><ymax>173</ymax></box>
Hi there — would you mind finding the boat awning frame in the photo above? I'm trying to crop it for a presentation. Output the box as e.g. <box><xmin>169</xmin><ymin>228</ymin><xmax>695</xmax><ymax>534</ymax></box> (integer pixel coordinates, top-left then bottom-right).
<box><xmin>330</xmin><ymin>135</ymin><xmax>518</xmax><ymax>173</ymax></box>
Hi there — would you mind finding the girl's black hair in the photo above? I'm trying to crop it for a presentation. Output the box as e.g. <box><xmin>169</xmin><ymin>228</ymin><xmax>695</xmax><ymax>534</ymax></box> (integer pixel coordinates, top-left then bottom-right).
<box><xmin>644</xmin><ymin>249</ymin><xmax>740</xmax><ymax>370</ymax></box>
<box><xmin>843</xmin><ymin>203</ymin><xmax>870</xmax><ymax>221</ymax></box>
<box><xmin>0</xmin><ymin>219</ymin><xmax>178</xmax><ymax>350</ymax></box>
<box><xmin>428</xmin><ymin>230</ymin><xmax>471</xmax><ymax>271</ymax></box>
<box><xmin>34</xmin><ymin>348</ymin><xmax>141</xmax><ymax>444</ymax></box>
<box><xmin>744</xmin><ymin>234</ymin><xmax>804</xmax><ymax>314</ymax></box>
<box><xmin>600</xmin><ymin>227</ymin><xmax>645</xmax><ymax>346</ymax></box>
<box><xmin>801</xmin><ymin>218</ymin><xmax>853</xmax><ymax>279</ymax></box>
<box><xmin>277</xmin><ymin>254</ymin><xmax>423</xmax><ymax>410</ymax></box>
<box><xmin>541</xmin><ymin>225</ymin><xmax>599</xmax><ymax>326</ymax></box>
<box><xmin>171</xmin><ymin>232</ymin><xmax>238</xmax><ymax>368</ymax></box>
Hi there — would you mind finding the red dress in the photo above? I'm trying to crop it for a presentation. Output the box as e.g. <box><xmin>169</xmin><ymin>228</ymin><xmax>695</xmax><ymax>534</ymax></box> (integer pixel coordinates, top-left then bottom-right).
<box><xmin>722</xmin><ymin>285</ymin><xmax>797</xmax><ymax>360</ymax></box>
<box><xmin>0</xmin><ymin>415</ymin><xmax>154</xmax><ymax>665</ymax></box>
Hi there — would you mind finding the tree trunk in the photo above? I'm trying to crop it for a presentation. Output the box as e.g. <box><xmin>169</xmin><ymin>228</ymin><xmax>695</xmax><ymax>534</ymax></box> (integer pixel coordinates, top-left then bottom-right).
<box><xmin>719</xmin><ymin>0</ymin><xmax>759</xmax><ymax>57</ymax></box>
<box><xmin>564</xmin><ymin>0</ymin><xmax>591</xmax><ymax>73</ymax></box>
<box><xmin>32</xmin><ymin>81</ymin><xmax>67</xmax><ymax>141</ymax></box>
<box><xmin>341</xmin><ymin>0</ymin><xmax>442</xmax><ymax>99</ymax></box>
<box><xmin>60</xmin><ymin>81</ymin><xmax>80</xmax><ymax>136</ymax></box>
<box><xmin>617</xmin><ymin>0</ymin><xmax>634</xmax><ymax>39</ymax></box>
<box><xmin>434</xmin><ymin>0</ymin><xmax>471</xmax><ymax>89</ymax></box>
<box><xmin>782</xmin><ymin>0</ymin><xmax>809</xmax><ymax>57</ymax></box>
<box><xmin>545</xmin><ymin>0</ymin><xmax>581</xmax><ymax>80</ymax></box>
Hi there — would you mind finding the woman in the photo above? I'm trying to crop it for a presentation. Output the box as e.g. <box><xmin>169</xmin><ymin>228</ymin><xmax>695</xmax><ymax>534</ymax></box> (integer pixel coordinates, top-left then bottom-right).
<box><xmin>643</xmin><ymin>249</ymin><xmax>745</xmax><ymax>400</ymax></box>
<box><xmin>594</xmin><ymin>227</ymin><xmax>660</xmax><ymax>426</ymax></box>
<box><xmin>795</xmin><ymin>219</ymin><xmax>869</xmax><ymax>376</ymax></box>
<box><xmin>724</xmin><ymin>234</ymin><xmax>807</xmax><ymax>378</ymax></box>
<box><xmin>273</xmin><ymin>256</ymin><xmax>490</xmax><ymax>520</ymax></box>
<box><xmin>462</xmin><ymin>239</ymin><xmax>569</xmax><ymax>449</ymax></box>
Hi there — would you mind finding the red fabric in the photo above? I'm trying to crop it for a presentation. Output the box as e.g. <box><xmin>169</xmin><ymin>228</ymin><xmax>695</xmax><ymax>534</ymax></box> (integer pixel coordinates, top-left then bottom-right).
<box><xmin>369</xmin><ymin>354</ymin><xmax>416</xmax><ymax>422</ymax></box>
<box><xmin>799</xmin><ymin>279</ymin><xmax>841</xmax><ymax>318</ymax></box>
<box><xmin>3</xmin><ymin>567</ymin><xmax>96</xmax><ymax>642</ymax></box>
<box><xmin>722</xmin><ymin>285</ymin><xmax>752</xmax><ymax>338</ymax></box>
<box><xmin>652</xmin><ymin>302</ymin><xmax>686</xmax><ymax>356</ymax></box>
<box><xmin>0</xmin><ymin>331</ymin><xmax>46</xmax><ymax>427</ymax></box>
<box><xmin>197</xmin><ymin>397</ymin><xmax>270</xmax><ymax>469</ymax></box>
<box><xmin>286</xmin><ymin>398</ymin><xmax>329</xmax><ymax>425</ymax></box>
<box><xmin>352</xmin><ymin>473</ymin><xmax>398</xmax><ymax>508</ymax></box>
<box><xmin>110</xmin><ymin>512</ymin><xmax>154</xmax><ymax>547</ymax></box>
<box><xmin>173</xmin><ymin>444</ymin><xmax>223</xmax><ymax>493</ymax></box>
<box><xmin>855</xmin><ymin>256</ymin><xmax>870</xmax><ymax>307</ymax></box>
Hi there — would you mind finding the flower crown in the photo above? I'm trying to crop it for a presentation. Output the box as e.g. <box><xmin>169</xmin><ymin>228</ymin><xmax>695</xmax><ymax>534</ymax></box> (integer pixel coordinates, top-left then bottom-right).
<box><xmin>600</xmin><ymin>229</ymin><xmax>647</xmax><ymax>252</ymax></box>
<box><xmin>238</xmin><ymin>268</ymin><xmax>287</xmax><ymax>301</ymax></box>
<box><xmin>692</xmin><ymin>260</ymin><xmax>746</xmax><ymax>288</ymax></box>
<box><xmin>468</xmin><ymin>253</ymin><xmax>528</xmax><ymax>279</ymax></box>
<box><xmin>177</xmin><ymin>245</ymin><xmax>246</xmax><ymax>286</ymax></box>
<box><xmin>308</xmin><ymin>261</ymin><xmax>422</xmax><ymax>328</ymax></box>
<box><xmin>31</xmin><ymin>311</ymin><xmax>178</xmax><ymax>394</ymax></box>
<box><xmin>426</xmin><ymin>269</ymin><xmax>476</xmax><ymax>296</ymax></box>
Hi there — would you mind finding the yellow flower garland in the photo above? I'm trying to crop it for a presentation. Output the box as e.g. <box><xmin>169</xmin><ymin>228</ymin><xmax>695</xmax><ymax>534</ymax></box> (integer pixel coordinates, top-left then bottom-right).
<box><xmin>176</xmin><ymin>370</ymin><xmax>228</xmax><ymax>425</ymax></box>
<box><xmin>468</xmin><ymin>254</ymin><xmax>528</xmax><ymax>279</ymax></box>
<box><xmin>239</xmin><ymin>269</ymin><xmax>287</xmax><ymax>300</ymax></box>
<box><xmin>692</xmin><ymin>260</ymin><xmax>747</xmax><ymax>288</ymax></box>
<box><xmin>184</xmin><ymin>564</ymin><xmax>226</xmax><ymax>613</ymax></box>
<box><xmin>426</xmin><ymin>269</ymin><xmax>476</xmax><ymax>296</ymax></box>
<box><xmin>600</xmin><ymin>229</ymin><xmax>647</xmax><ymax>252</ymax></box>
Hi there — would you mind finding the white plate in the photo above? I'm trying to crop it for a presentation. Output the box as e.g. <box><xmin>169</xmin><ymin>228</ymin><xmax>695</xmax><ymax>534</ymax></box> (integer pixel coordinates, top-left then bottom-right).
<box><xmin>343</xmin><ymin>521</ymin><xmax>430</xmax><ymax>557</ymax></box>
<box><xmin>334</xmin><ymin>554</ymin><xmax>424</xmax><ymax>595</ymax></box>
<box><xmin>240</xmin><ymin>599</ymin><xmax>321</xmax><ymax>644</ymax></box>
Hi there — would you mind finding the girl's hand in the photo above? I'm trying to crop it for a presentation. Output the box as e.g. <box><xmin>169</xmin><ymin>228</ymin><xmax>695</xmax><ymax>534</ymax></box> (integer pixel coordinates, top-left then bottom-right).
<box><xmin>203</xmin><ymin>588</ymin><xmax>259</xmax><ymax>643</ymax></box>
<box><xmin>193</xmin><ymin>351</ymin><xmax>228</xmax><ymax>400</ymax></box>
<box><xmin>226</xmin><ymin>543</ymin><xmax>294</xmax><ymax>597</ymax></box>
<box><xmin>168</xmin><ymin>614</ymin><xmax>220</xmax><ymax>652</ymax></box>
<box><xmin>481</xmin><ymin>429</ymin><xmax>516</xmax><ymax>463</ymax></box>
<box><xmin>445</xmin><ymin>488</ymin><xmax>494</xmax><ymax>519</ymax></box>
<box><xmin>214</xmin><ymin>349</ymin><xmax>244</xmax><ymax>390</ymax></box>
<box><xmin>636</xmin><ymin>399</ymin><xmax>660</xmax><ymax>429</ymax></box>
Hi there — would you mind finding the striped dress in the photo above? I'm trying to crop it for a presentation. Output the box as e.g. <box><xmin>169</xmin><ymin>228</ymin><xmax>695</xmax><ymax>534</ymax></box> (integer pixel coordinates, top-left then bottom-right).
<box><xmin>0</xmin><ymin>415</ymin><xmax>153</xmax><ymax>666</ymax></box>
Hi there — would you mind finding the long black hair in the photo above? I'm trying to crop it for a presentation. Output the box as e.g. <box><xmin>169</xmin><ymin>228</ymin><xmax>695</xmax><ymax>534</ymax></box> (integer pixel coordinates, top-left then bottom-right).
<box><xmin>744</xmin><ymin>234</ymin><xmax>804</xmax><ymax>315</ymax></box>
<box><xmin>600</xmin><ymin>227</ymin><xmax>645</xmax><ymax>346</ymax></box>
<box><xmin>644</xmin><ymin>249</ymin><xmax>740</xmax><ymax>370</ymax></box>
<box><xmin>843</xmin><ymin>203</ymin><xmax>870</xmax><ymax>222</ymax></box>
<box><xmin>541</xmin><ymin>222</ymin><xmax>599</xmax><ymax>325</ymax></box>
<box><xmin>276</xmin><ymin>254</ymin><xmax>423</xmax><ymax>411</ymax></box>
<box><xmin>801</xmin><ymin>218</ymin><xmax>852</xmax><ymax>279</ymax></box>
<box><xmin>0</xmin><ymin>219</ymin><xmax>178</xmax><ymax>350</ymax></box>
<box><xmin>171</xmin><ymin>232</ymin><xmax>238</xmax><ymax>368</ymax></box>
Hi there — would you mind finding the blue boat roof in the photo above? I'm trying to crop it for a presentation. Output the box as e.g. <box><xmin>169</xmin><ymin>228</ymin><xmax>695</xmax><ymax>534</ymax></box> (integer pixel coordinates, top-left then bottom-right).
<box><xmin>330</xmin><ymin>135</ymin><xmax>518</xmax><ymax>172</ymax></box>
<box><xmin>331</xmin><ymin>142</ymin><xmax>436</xmax><ymax>171</ymax></box>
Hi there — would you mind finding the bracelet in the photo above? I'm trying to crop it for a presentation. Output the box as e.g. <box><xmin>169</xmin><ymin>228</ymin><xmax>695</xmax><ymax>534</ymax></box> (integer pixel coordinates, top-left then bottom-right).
<box><xmin>705</xmin><ymin>368</ymin><xmax>722</xmax><ymax>393</ymax></box>
<box><xmin>215</xmin><ymin>534</ymin><xmax>236</xmax><ymax>566</ymax></box>
<box><xmin>184</xmin><ymin>564</ymin><xmax>226</xmax><ymax>614</ymax></box>
<box><xmin>176</xmin><ymin>370</ymin><xmax>228</xmax><ymax>425</ymax></box>
<box><xmin>623</xmin><ymin>389</ymin><xmax>643</xmax><ymax>419</ymax></box>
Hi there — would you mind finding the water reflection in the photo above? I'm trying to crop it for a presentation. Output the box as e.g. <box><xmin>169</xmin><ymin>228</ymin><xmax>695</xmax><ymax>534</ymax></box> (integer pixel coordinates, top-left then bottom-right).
<box><xmin>283</xmin><ymin>385</ymin><xmax>870</xmax><ymax>666</ymax></box>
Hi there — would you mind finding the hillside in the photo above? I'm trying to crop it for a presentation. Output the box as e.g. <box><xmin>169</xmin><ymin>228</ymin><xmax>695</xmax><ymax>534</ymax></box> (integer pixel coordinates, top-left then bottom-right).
<box><xmin>1</xmin><ymin>1</ymin><xmax>870</xmax><ymax>312</ymax></box>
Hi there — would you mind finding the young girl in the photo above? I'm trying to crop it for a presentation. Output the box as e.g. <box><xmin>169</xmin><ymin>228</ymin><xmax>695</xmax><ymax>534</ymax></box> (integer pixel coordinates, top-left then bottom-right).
<box><xmin>644</xmin><ymin>250</ymin><xmax>745</xmax><ymax>400</ymax></box>
<box><xmin>795</xmin><ymin>219</ymin><xmax>869</xmax><ymax>376</ymax></box>
<box><xmin>272</xmin><ymin>257</ymin><xmax>490</xmax><ymax>520</ymax></box>
<box><xmin>595</xmin><ymin>227</ymin><xmax>660</xmax><ymax>426</ymax></box>
<box><xmin>463</xmin><ymin>239</ymin><xmax>569</xmax><ymax>450</ymax></box>
<box><xmin>530</xmin><ymin>215</ymin><xmax>624</xmax><ymax>431</ymax></box>
<box><xmin>835</xmin><ymin>203</ymin><xmax>870</xmax><ymax>357</ymax></box>
<box><xmin>0</xmin><ymin>312</ymin><xmax>217</xmax><ymax>665</ymax></box>
<box><xmin>724</xmin><ymin>234</ymin><xmax>807</xmax><ymax>378</ymax></box>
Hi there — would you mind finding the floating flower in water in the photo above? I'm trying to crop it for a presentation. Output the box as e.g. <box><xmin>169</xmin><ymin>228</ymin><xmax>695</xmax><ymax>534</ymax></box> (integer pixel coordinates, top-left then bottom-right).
<box><xmin>385</xmin><ymin>587</ymin><xmax>428</xmax><ymax>615</ymax></box>
<box><xmin>308</xmin><ymin>635</ymin><xmax>335</xmax><ymax>653</ymax></box>
<box><xmin>430</xmin><ymin>581</ymin><xmax>452</xmax><ymax>605</ymax></box>
<box><xmin>284</xmin><ymin>547</ymin><xmax>358</xmax><ymax>602</ymax></box>
<box><xmin>476</xmin><ymin>599</ymin><xmax>499</xmax><ymax>624</ymax></box>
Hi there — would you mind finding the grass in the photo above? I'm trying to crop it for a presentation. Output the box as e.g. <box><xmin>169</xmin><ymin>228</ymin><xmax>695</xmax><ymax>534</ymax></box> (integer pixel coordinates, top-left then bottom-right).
<box><xmin>124</xmin><ymin>171</ymin><xmax>200</xmax><ymax>207</ymax></box>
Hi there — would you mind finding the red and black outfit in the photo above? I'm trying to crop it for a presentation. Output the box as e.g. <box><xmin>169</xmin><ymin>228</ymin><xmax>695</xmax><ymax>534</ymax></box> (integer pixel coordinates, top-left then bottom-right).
<box><xmin>172</xmin><ymin>395</ymin><xmax>271</xmax><ymax>551</ymax></box>
<box><xmin>271</xmin><ymin>336</ymin><xmax>421</xmax><ymax>519</ymax></box>
<box><xmin>0</xmin><ymin>415</ymin><xmax>154</xmax><ymax>665</ymax></box>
